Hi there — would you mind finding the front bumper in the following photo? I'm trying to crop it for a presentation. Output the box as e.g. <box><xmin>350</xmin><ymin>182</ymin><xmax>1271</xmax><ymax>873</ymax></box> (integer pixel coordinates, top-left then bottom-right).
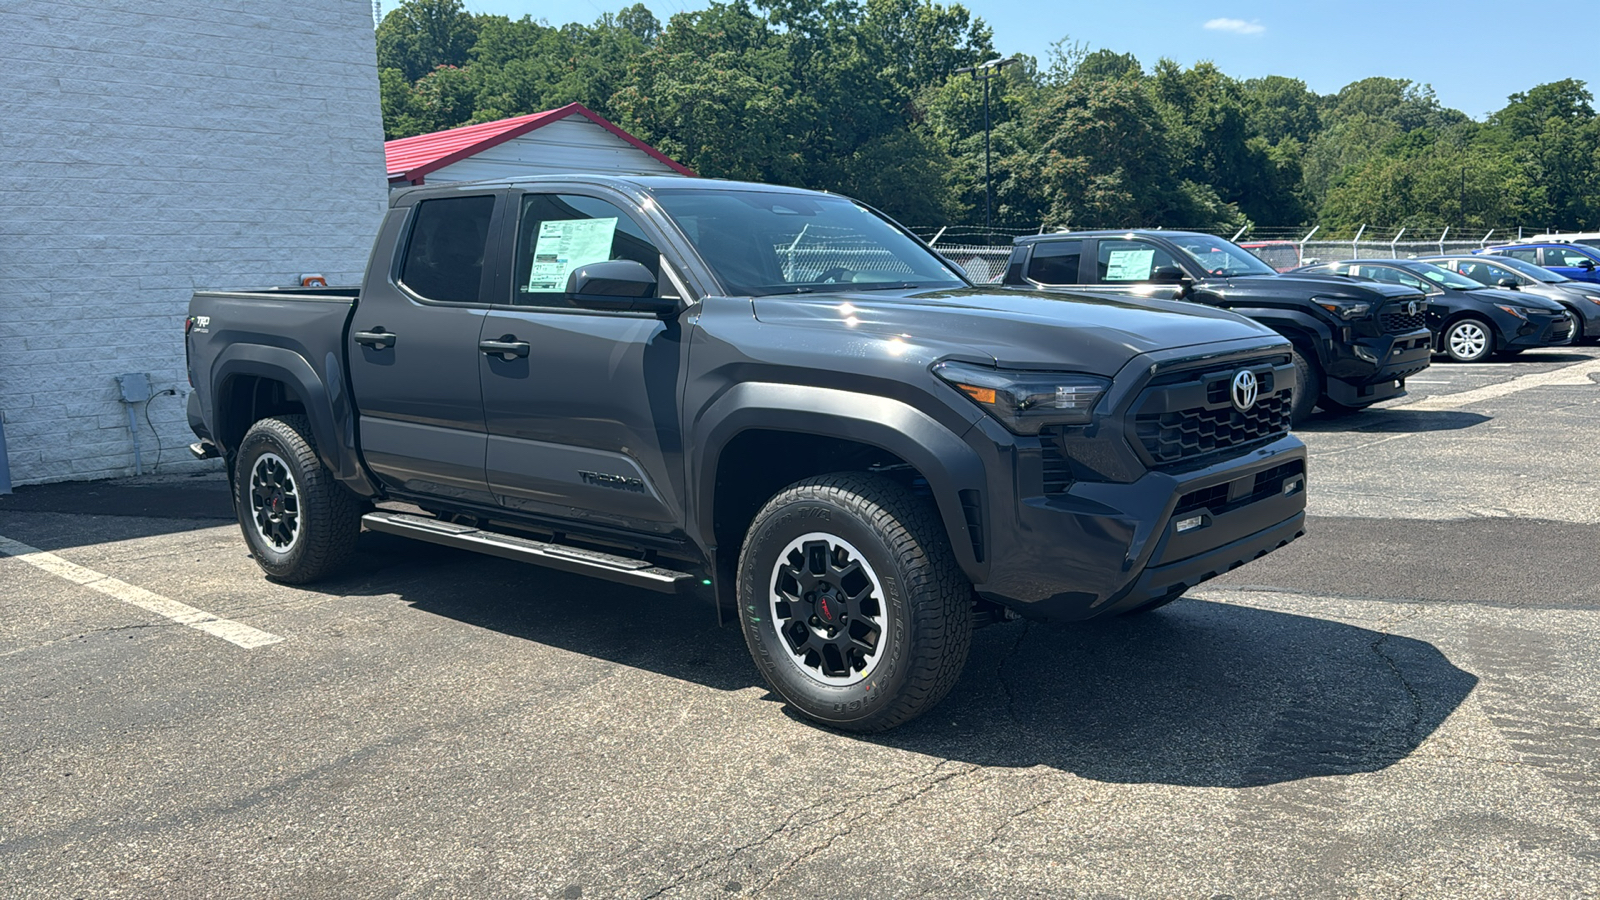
<box><xmin>1503</xmin><ymin>311</ymin><xmax>1574</xmax><ymax>349</ymax></box>
<box><xmin>1323</xmin><ymin>328</ymin><xmax>1432</xmax><ymax>407</ymax></box>
<box><xmin>973</xmin><ymin>431</ymin><xmax>1307</xmax><ymax>622</ymax></box>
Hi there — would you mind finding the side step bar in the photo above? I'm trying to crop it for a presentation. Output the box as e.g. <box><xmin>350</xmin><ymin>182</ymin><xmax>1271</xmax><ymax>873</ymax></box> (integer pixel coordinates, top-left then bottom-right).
<box><xmin>361</xmin><ymin>510</ymin><xmax>697</xmax><ymax>594</ymax></box>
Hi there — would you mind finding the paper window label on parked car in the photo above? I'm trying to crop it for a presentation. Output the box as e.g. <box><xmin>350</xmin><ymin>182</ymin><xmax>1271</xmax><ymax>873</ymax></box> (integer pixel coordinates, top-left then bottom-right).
<box><xmin>527</xmin><ymin>218</ymin><xmax>618</xmax><ymax>292</ymax></box>
<box><xmin>1105</xmin><ymin>249</ymin><xmax>1156</xmax><ymax>281</ymax></box>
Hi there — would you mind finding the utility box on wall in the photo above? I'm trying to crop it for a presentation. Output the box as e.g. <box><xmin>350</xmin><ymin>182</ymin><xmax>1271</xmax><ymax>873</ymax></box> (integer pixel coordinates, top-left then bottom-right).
<box><xmin>0</xmin><ymin>0</ymin><xmax>389</xmax><ymax>485</ymax></box>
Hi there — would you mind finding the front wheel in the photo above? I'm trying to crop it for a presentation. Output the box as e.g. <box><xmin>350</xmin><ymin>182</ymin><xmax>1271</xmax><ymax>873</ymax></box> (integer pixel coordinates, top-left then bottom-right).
<box><xmin>737</xmin><ymin>473</ymin><xmax>972</xmax><ymax>732</ymax></box>
<box><xmin>235</xmin><ymin>415</ymin><xmax>363</xmax><ymax>583</ymax></box>
<box><xmin>1443</xmin><ymin>318</ymin><xmax>1494</xmax><ymax>363</ymax></box>
<box><xmin>1289</xmin><ymin>348</ymin><xmax>1319</xmax><ymax>424</ymax></box>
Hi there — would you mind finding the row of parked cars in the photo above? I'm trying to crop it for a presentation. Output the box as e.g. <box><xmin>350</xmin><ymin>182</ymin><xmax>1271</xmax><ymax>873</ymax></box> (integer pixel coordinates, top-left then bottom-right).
<box><xmin>998</xmin><ymin>230</ymin><xmax>1600</xmax><ymax>420</ymax></box>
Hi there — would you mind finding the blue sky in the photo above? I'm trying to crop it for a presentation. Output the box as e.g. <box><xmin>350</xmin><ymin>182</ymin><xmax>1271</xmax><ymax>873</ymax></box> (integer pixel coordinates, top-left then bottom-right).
<box><xmin>449</xmin><ymin>0</ymin><xmax>1597</xmax><ymax>119</ymax></box>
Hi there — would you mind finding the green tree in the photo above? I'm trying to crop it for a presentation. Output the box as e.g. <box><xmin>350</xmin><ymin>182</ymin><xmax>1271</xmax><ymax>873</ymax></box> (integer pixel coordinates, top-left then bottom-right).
<box><xmin>376</xmin><ymin>0</ymin><xmax>479</xmax><ymax>82</ymax></box>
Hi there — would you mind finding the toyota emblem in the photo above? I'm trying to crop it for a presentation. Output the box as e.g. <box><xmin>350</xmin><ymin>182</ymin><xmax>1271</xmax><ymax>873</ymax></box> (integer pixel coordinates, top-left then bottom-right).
<box><xmin>1231</xmin><ymin>370</ymin><xmax>1259</xmax><ymax>412</ymax></box>
<box><xmin>1407</xmin><ymin>300</ymin><xmax>1419</xmax><ymax>316</ymax></box>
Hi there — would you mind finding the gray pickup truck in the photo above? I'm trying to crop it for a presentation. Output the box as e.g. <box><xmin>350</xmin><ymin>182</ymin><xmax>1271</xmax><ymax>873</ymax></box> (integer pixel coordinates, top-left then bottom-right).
<box><xmin>185</xmin><ymin>175</ymin><xmax>1308</xmax><ymax>731</ymax></box>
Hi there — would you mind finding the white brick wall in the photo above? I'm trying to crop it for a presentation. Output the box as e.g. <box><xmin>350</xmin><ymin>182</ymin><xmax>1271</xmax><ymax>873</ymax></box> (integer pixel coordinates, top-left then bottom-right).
<box><xmin>0</xmin><ymin>0</ymin><xmax>388</xmax><ymax>484</ymax></box>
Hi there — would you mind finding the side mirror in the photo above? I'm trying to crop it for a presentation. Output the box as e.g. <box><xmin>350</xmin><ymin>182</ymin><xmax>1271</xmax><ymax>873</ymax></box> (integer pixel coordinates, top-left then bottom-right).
<box><xmin>1496</xmin><ymin>277</ymin><xmax>1520</xmax><ymax>289</ymax></box>
<box><xmin>567</xmin><ymin>260</ymin><xmax>676</xmax><ymax>314</ymax></box>
<box><xmin>1150</xmin><ymin>265</ymin><xmax>1192</xmax><ymax>290</ymax></box>
<box><xmin>1581</xmin><ymin>259</ymin><xmax>1596</xmax><ymax>270</ymax></box>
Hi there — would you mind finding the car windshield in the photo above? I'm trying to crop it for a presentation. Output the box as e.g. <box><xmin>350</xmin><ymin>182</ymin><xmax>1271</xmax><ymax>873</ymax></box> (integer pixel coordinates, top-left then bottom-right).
<box><xmin>1410</xmin><ymin>263</ymin><xmax>1484</xmax><ymax>291</ymax></box>
<box><xmin>649</xmin><ymin>188</ymin><xmax>967</xmax><ymax>296</ymax></box>
<box><xmin>1477</xmin><ymin>255</ymin><xmax>1571</xmax><ymax>283</ymax></box>
<box><xmin>1166</xmin><ymin>234</ymin><xmax>1279</xmax><ymax>277</ymax></box>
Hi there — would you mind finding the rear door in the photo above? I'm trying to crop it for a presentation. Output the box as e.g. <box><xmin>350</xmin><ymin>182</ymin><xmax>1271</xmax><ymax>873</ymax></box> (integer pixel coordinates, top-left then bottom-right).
<box><xmin>348</xmin><ymin>191</ymin><xmax>505</xmax><ymax>504</ymax></box>
<box><xmin>477</xmin><ymin>188</ymin><xmax>694</xmax><ymax>536</ymax></box>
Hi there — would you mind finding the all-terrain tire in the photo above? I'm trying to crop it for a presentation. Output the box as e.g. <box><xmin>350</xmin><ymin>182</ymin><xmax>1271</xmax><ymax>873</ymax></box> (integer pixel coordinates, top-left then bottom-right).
<box><xmin>235</xmin><ymin>415</ymin><xmax>363</xmax><ymax>584</ymax></box>
<box><xmin>1289</xmin><ymin>348</ymin><xmax>1319</xmax><ymax>424</ymax></box>
<box><xmin>736</xmin><ymin>472</ymin><xmax>973</xmax><ymax>732</ymax></box>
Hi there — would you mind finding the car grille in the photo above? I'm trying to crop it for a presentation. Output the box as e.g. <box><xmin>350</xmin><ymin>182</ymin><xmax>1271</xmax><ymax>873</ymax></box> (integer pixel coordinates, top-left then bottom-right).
<box><xmin>1551</xmin><ymin>317</ymin><xmax>1573</xmax><ymax>341</ymax></box>
<box><xmin>1381</xmin><ymin>309</ymin><xmax>1428</xmax><ymax>333</ymax></box>
<box><xmin>1174</xmin><ymin>459</ymin><xmax>1306</xmax><ymax>517</ymax></box>
<box><xmin>1131</xmin><ymin>356</ymin><xmax>1294</xmax><ymax>470</ymax></box>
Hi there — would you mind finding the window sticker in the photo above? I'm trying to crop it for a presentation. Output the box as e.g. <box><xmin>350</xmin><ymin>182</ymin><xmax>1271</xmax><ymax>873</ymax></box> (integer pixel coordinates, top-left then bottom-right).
<box><xmin>1105</xmin><ymin>248</ymin><xmax>1156</xmax><ymax>281</ymax></box>
<box><xmin>527</xmin><ymin>218</ymin><xmax>618</xmax><ymax>292</ymax></box>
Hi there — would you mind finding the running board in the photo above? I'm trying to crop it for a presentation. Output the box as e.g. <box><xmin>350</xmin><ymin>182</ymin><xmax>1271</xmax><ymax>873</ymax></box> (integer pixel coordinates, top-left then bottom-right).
<box><xmin>361</xmin><ymin>510</ymin><xmax>697</xmax><ymax>594</ymax></box>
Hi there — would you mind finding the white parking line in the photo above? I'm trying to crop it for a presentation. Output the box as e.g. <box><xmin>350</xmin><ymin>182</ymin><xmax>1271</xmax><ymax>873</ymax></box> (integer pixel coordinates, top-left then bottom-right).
<box><xmin>1395</xmin><ymin>358</ymin><xmax>1600</xmax><ymax>411</ymax></box>
<box><xmin>0</xmin><ymin>534</ymin><xmax>282</xmax><ymax>649</ymax></box>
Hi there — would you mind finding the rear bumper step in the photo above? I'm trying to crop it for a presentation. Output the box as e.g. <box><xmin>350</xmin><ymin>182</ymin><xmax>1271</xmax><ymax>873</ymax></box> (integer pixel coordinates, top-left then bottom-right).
<box><xmin>361</xmin><ymin>510</ymin><xmax>696</xmax><ymax>594</ymax></box>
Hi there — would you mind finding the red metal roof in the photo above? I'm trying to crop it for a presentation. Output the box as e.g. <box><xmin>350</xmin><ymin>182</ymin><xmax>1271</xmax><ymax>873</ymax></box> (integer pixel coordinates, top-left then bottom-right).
<box><xmin>384</xmin><ymin>102</ymin><xmax>695</xmax><ymax>184</ymax></box>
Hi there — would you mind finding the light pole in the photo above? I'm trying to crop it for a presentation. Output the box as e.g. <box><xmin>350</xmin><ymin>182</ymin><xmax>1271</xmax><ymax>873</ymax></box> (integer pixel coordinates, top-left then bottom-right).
<box><xmin>953</xmin><ymin>56</ymin><xmax>1018</xmax><ymax>240</ymax></box>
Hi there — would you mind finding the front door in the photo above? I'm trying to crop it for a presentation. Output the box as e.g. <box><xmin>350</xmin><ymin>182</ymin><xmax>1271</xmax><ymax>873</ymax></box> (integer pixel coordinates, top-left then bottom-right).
<box><xmin>1082</xmin><ymin>237</ymin><xmax>1189</xmax><ymax>301</ymax></box>
<box><xmin>478</xmin><ymin>190</ymin><xmax>691</xmax><ymax>535</ymax></box>
<box><xmin>347</xmin><ymin>192</ymin><xmax>503</xmax><ymax>503</ymax></box>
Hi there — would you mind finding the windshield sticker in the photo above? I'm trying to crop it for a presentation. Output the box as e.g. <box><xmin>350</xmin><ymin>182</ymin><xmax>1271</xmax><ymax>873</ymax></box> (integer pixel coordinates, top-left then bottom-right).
<box><xmin>1105</xmin><ymin>249</ymin><xmax>1156</xmax><ymax>281</ymax></box>
<box><xmin>528</xmin><ymin>218</ymin><xmax>618</xmax><ymax>292</ymax></box>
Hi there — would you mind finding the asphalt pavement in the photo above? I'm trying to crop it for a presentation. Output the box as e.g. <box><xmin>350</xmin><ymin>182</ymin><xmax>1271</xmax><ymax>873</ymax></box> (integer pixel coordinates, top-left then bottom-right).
<box><xmin>2</xmin><ymin>347</ymin><xmax>1598</xmax><ymax>898</ymax></box>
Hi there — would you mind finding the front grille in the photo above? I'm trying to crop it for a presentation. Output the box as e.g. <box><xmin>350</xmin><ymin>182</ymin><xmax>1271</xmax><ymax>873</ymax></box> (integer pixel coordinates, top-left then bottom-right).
<box><xmin>1551</xmin><ymin>317</ymin><xmax>1573</xmax><ymax>341</ymax></box>
<box><xmin>1381</xmin><ymin>310</ymin><xmax>1428</xmax><ymax>333</ymax></box>
<box><xmin>1136</xmin><ymin>394</ymin><xmax>1292</xmax><ymax>467</ymax></box>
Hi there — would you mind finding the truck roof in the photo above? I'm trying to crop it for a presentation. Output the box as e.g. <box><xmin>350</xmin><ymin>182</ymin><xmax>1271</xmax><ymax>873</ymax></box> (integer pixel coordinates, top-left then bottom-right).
<box><xmin>395</xmin><ymin>174</ymin><xmax>830</xmax><ymax>199</ymax></box>
<box><xmin>1012</xmin><ymin>230</ymin><xmax>1216</xmax><ymax>246</ymax></box>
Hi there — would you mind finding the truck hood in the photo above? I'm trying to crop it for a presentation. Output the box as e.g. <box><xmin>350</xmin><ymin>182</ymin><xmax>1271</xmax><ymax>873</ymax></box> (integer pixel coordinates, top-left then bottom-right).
<box><xmin>1217</xmin><ymin>273</ymin><xmax>1425</xmax><ymax>302</ymax></box>
<box><xmin>750</xmin><ymin>286</ymin><xmax>1281</xmax><ymax>371</ymax></box>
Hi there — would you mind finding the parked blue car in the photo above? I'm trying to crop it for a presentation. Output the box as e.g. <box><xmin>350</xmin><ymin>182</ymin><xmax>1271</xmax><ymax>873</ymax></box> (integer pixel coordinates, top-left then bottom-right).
<box><xmin>1476</xmin><ymin>242</ymin><xmax>1600</xmax><ymax>284</ymax></box>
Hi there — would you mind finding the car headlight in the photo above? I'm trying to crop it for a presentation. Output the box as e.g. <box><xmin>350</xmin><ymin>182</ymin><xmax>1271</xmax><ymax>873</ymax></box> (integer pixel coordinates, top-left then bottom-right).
<box><xmin>1495</xmin><ymin>304</ymin><xmax>1529</xmax><ymax>320</ymax></box>
<box><xmin>933</xmin><ymin>361</ymin><xmax>1110</xmax><ymax>434</ymax></box>
<box><xmin>1580</xmin><ymin>294</ymin><xmax>1600</xmax><ymax>306</ymax></box>
<box><xmin>1314</xmin><ymin>297</ymin><xmax>1372</xmax><ymax>320</ymax></box>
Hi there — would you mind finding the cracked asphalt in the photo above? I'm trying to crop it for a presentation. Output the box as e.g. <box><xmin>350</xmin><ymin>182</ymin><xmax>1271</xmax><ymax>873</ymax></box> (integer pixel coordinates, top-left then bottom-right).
<box><xmin>2</xmin><ymin>347</ymin><xmax>1599</xmax><ymax>897</ymax></box>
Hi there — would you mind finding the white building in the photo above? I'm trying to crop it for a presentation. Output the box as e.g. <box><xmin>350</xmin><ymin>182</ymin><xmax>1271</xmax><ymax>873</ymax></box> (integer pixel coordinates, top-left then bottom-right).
<box><xmin>0</xmin><ymin>0</ymin><xmax>388</xmax><ymax>486</ymax></box>
<box><xmin>384</xmin><ymin>102</ymin><xmax>694</xmax><ymax>190</ymax></box>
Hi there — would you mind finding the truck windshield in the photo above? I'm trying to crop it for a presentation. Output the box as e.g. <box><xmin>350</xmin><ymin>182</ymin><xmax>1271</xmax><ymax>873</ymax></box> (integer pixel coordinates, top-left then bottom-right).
<box><xmin>1167</xmin><ymin>234</ymin><xmax>1279</xmax><ymax>277</ymax></box>
<box><xmin>650</xmin><ymin>188</ymin><xmax>968</xmax><ymax>296</ymax></box>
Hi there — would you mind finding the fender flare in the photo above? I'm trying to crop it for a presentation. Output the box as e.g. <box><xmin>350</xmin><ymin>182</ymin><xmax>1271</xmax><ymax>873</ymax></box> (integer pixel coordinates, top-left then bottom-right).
<box><xmin>1225</xmin><ymin>308</ymin><xmax>1334</xmax><ymax>365</ymax></box>
<box><xmin>692</xmin><ymin>382</ymin><xmax>989</xmax><ymax>582</ymax></box>
<box><xmin>211</xmin><ymin>344</ymin><xmax>374</xmax><ymax>496</ymax></box>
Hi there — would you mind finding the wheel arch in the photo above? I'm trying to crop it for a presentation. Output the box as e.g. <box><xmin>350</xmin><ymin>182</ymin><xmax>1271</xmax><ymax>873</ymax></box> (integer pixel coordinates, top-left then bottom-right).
<box><xmin>692</xmin><ymin>384</ymin><xmax>988</xmax><ymax>588</ymax></box>
<box><xmin>210</xmin><ymin>344</ymin><xmax>375</xmax><ymax>497</ymax></box>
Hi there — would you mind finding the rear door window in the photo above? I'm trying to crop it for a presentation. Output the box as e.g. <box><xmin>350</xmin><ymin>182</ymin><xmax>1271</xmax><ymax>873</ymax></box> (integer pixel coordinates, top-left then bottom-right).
<box><xmin>399</xmin><ymin>195</ymin><xmax>497</xmax><ymax>304</ymax></box>
<box><xmin>1025</xmin><ymin>240</ymin><xmax>1083</xmax><ymax>284</ymax></box>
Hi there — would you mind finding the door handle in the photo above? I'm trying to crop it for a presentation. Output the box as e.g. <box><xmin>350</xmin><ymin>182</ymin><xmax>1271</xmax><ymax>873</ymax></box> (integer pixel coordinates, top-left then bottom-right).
<box><xmin>479</xmin><ymin>338</ymin><xmax>531</xmax><ymax>360</ymax></box>
<box><xmin>353</xmin><ymin>329</ymin><xmax>397</xmax><ymax>350</ymax></box>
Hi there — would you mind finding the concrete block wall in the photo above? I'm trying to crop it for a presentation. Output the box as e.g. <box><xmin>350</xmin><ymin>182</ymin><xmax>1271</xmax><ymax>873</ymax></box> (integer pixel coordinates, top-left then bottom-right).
<box><xmin>0</xmin><ymin>0</ymin><xmax>388</xmax><ymax>484</ymax></box>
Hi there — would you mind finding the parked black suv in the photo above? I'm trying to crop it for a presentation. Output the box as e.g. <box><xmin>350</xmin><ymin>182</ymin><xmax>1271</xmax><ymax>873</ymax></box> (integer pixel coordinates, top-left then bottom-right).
<box><xmin>1003</xmin><ymin>231</ymin><xmax>1434</xmax><ymax>421</ymax></box>
<box><xmin>186</xmin><ymin>178</ymin><xmax>1306</xmax><ymax>732</ymax></box>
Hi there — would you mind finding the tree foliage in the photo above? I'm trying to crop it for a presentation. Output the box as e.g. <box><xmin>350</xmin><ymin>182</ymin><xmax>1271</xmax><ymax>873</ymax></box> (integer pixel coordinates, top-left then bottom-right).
<box><xmin>375</xmin><ymin>0</ymin><xmax>1600</xmax><ymax>232</ymax></box>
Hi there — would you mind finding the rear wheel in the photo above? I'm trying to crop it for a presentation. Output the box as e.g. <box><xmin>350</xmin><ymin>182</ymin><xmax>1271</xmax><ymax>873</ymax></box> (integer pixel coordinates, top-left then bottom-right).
<box><xmin>737</xmin><ymin>473</ymin><xmax>972</xmax><ymax>732</ymax></box>
<box><xmin>235</xmin><ymin>415</ymin><xmax>363</xmax><ymax>583</ymax></box>
<box><xmin>1443</xmin><ymin>318</ymin><xmax>1494</xmax><ymax>363</ymax></box>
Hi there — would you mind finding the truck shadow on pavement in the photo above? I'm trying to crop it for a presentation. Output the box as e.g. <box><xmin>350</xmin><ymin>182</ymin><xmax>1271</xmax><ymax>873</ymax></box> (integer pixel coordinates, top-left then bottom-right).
<box><xmin>1292</xmin><ymin>409</ymin><xmax>1489</xmax><ymax>434</ymax></box>
<box><xmin>329</xmin><ymin>535</ymin><xmax>1477</xmax><ymax>790</ymax></box>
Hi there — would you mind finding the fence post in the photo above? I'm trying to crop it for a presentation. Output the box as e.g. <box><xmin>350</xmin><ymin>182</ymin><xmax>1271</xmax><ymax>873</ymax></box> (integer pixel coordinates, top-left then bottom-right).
<box><xmin>1230</xmin><ymin>224</ymin><xmax>1248</xmax><ymax>242</ymax></box>
<box><xmin>1479</xmin><ymin>230</ymin><xmax>1494</xmax><ymax>248</ymax></box>
<box><xmin>1298</xmin><ymin>226</ymin><xmax>1319</xmax><ymax>259</ymax></box>
<box><xmin>1437</xmin><ymin>227</ymin><xmax>1449</xmax><ymax>256</ymax></box>
<box><xmin>929</xmin><ymin>226</ymin><xmax>947</xmax><ymax>247</ymax></box>
<box><xmin>1389</xmin><ymin>228</ymin><xmax>1405</xmax><ymax>258</ymax></box>
<box><xmin>1351</xmin><ymin>223</ymin><xmax>1366</xmax><ymax>259</ymax></box>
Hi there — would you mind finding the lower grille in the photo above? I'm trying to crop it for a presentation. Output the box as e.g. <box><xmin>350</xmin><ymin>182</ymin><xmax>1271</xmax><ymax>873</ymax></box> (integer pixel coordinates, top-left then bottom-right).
<box><xmin>1551</xmin><ymin>318</ymin><xmax>1573</xmax><ymax>341</ymax></box>
<box><xmin>1041</xmin><ymin>444</ymin><xmax>1072</xmax><ymax>494</ymax></box>
<box><xmin>1174</xmin><ymin>459</ymin><xmax>1305</xmax><ymax>518</ymax></box>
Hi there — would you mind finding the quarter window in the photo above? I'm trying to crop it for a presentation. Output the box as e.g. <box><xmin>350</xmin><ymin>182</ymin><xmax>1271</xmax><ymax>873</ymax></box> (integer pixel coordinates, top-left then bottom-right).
<box><xmin>514</xmin><ymin>194</ymin><xmax>663</xmax><ymax>307</ymax></box>
<box><xmin>1026</xmin><ymin>240</ymin><xmax>1083</xmax><ymax>284</ymax></box>
<box><xmin>399</xmin><ymin>196</ymin><xmax>496</xmax><ymax>304</ymax></box>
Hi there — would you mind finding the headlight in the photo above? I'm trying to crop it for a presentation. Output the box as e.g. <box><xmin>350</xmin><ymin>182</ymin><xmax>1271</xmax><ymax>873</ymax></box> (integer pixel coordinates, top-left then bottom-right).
<box><xmin>1495</xmin><ymin>304</ymin><xmax>1529</xmax><ymax>320</ymax></box>
<box><xmin>932</xmin><ymin>361</ymin><xmax>1110</xmax><ymax>434</ymax></box>
<box><xmin>1314</xmin><ymin>297</ymin><xmax>1372</xmax><ymax>320</ymax></box>
<box><xmin>1580</xmin><ymin>294</ymin><xmax>1600</xmax><ymax>306</ymax></box>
